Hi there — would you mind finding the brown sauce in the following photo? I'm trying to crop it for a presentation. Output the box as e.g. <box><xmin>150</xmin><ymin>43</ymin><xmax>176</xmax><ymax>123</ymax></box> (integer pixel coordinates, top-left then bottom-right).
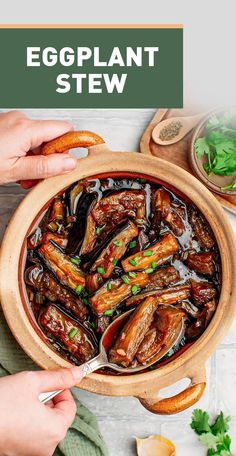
<box><xmin>24</xmin><ymin>174</ymin><xmax>221</xmax><ymax>372</ymax></box>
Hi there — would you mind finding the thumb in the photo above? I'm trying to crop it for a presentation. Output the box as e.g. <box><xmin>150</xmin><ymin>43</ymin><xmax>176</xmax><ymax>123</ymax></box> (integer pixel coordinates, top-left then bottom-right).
<box><xmin>36</xmin><ymin>366</ymin><xmax>85</xmax><ymax>394</ymax></box>
<box><xmin>11</xmin><ymin>153</ymin><xmax>77</xmax><ymax>181</ymax></box>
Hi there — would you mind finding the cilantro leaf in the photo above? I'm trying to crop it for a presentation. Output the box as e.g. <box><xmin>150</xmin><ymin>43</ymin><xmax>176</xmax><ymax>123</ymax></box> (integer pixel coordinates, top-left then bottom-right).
<box><xmin>190</xmin><ymin>410</ymin><xmax>234</xmax><ymax>456</ymax></box>
<box><xmin>194</xmin><ymin>137</ymin><xmax>210</xmax><ymax>158</ymax></box>
<box><xmin>199</xmin><ymin>432</ymin><xmax>218</xmax><ymax>450</ymax></box>
<box><xmin>206</xmin><ymin>115</ymin><xmax>220</xmax><ymax>130</ymax></box>
<box><xmin>211</xmin><ymin>412</ymin><xmax>231</xmax><ymax>435</ymax></box>
<box><xmin>191</xmin><ymin>409</ymin><xmax>211</xmax><ymax>434</ymax></box>
<box><xmin>194</xmin><ymin>112</ymin><xmax>236</xmax><ymax>179</ymax></box>
<box><xmin>212</xmin><ymin>147</ymin><xmax>236</xmax><ymax>176</ymax></box>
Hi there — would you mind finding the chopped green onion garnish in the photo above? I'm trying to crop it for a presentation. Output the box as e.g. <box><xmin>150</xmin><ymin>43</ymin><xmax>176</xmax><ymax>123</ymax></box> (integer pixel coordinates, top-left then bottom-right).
<box><xmin>138</xmin><ymin>178</ymin><xmax>146</xmax><ymax>183</ymax></box>
<box><xmin>68</xmin><ymin>327</ymin><xmax>78</xmax><ymax>339</ymax></box>
<box><xmin>82</xmin><ymin>289</ymin><xmax>89</xmax><ymax>297</ymax></box>
<box><xmin>82</xmin><ymin>298</ymin><xmax>89</xmax><ymax>305</ymax></box>
<box><xmin>75</xmin><ymin>284</ymin><xmax>83</xmax><ymax>294</ymax></box>
<box><xmin>97</xmin><ymin>267</ymin><xmax>105</xmax><ymax>275</ymax></box>
<box><xmin>90</xmin><ymin>322</ymin><xmax>96</xmax><ymax>329</ymax></box>
<box><xmin>146</xmin><ymin>268</ymin><xmax>154</xmax><ymax>274</ymax></box>
<box><xmin>107</xmin><ymin>282</ymin><xmax>112</xmax><ymax>291</ymax></box>
<box><xmin>112</xmin><ymin>259</ymin><xmax>118</xmax><ymax>266</ymax></box>
<box><xmin>103</xmin><ymin>309</ymin><xmax>114</xmax><ymax>316</ymax></box>
<box><xmin>131</xmin><ymin>284</ymin><xmax>139</xmax><ymax>295</ymax></box>
<box><xmin>129</xmin><ymin>259</ymin><xmax>137</xmax><ymax>266</ymax></box>
<box><xmin>70</xmin><ymin>257</ymin><xmax>80</xmax><ymax>265</ymax></box>
<box><xmin>152</xmin><ymin>262</ymin><xmax>157</xmax><ymax>269</ymax></box>
<box><xmin>121</xmin><ymin>275</ymin><xmax>130</xmax><ymax>284</ymax></box>
<box><xmin>96</xmin><ymin>227</ymin><xmax>101</xmax><ymax>235</ymax></box>
<box><xmin>143</xmin><ymin>250</ymin><xmax>153</xmax><ymax>257</ymax></box>
<box><xmin>128</xmin><ymin>272</ymin><xmax>136</xmax><ymax>278</ymax></box>
<box><xmin>114</xmin><ymin>240</ymin><xmax>122</xmax><ymax>247</ymax></box>
<box><xmin>129</xmin><ymin>240</ymin><xmax>136</xmax><ymax>249</ymax></box>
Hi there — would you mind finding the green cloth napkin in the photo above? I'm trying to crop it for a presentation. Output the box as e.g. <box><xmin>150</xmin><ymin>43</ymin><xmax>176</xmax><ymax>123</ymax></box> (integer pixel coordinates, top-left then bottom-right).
<box><xmin>0</xmin><ymin>309</ymin><xmax>108</xmax><ymax>456</ymax></box>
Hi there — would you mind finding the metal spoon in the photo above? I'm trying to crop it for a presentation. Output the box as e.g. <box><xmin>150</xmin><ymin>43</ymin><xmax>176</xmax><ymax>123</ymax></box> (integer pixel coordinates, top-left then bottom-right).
<box><xmin>39</xmin><ymin>306</ymin><xmax>184</xmax><ymax>403</ymax></box>
<box><xmin>152</xmin><ymin>112</ymin><xmax>207</xmax><ymax>146</ymax></box>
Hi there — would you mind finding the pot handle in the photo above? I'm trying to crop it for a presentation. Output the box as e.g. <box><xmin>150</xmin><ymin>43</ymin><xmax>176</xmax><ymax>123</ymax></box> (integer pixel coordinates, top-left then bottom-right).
<box><xmin>21</xmin><ymin>131</ymin><xmax>105</xmax><ymax>188</ymax></box>
<box><xmin>41</xmin><ymin>130</ymin><xmax>105</xmax><ymax>155</ymax></box>
<box><xmin>137</xmin><ymin>367</ymin><xmax>206</xmax><ymax>415</ymax></box>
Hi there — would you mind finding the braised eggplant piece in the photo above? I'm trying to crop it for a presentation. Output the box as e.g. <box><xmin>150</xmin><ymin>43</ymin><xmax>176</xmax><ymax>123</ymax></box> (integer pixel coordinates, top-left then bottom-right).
<box><xmin>27</xmin><ymin>207</ymin><xmax>51</xmax><ymax>249</ymax></box>
<box><xmin>86</xmin><ymin>273</ymin><xmax>104</xmax><ymax>294</ymax></box>
<box><xmin>122</xmin><ymin>233</ymin><xmax>179</xmax><ymax>272</ymax></box>
<box><xmin>136</xmin><ymin>229</ymin><xmax>150</xmax><ymax>251</ymax></box>
<box><xmin>187</xmin><ymin>252</ymin><xmax>215</xmax><ymax>275</ymax></box>
<box><xmin>189</xmin><ymin>207</ymin><xmax>215</xmax><ymax>249</ymax></box>
<box><xmin>28</xmin><ymin>228</ymin><xmax>44</xmax><ymax>250</ymax></box>
<box><xmin>38</xmin><ymin>242</ymin><xmax>85</xmax><ymax>291</ymax></box>
<box><xmin>91</xmin><ymin>221</ymin><xmax>138</xmax><ymax>278</ymax></box>
<box><xmin>96</xmin><ymin>316</ymin><xmax>110</xmax><ymax>334</ymax></box>
<box><xmin>28</xmin><ymin>228</ymin><xmax>68</xmax><ymax>251</ymax></box>
<box><xmin>126</xmin><ymin>284</ymin><xmax>191</xmax><ymax>307</ymax></box>
<box><xmin>109</xmin><ymin>297</ymin><xmax>158</xmax><ymax>367</ymax></box>
<box><xmin>69</xmin><ymin>182</ymin><xmax>84</xmax><ymax>215</ymax></box>
<box><xmin>186</xmin><ymin>300</ymin><xmax>216</xmax><ymax>340</ymax></box>
<box><xmin>24</xmin><ymin>176</ymin><xmax>220</xmax><ymax>370</ymax></box>
<box><xmin>90</xmin><ymin>272</ymin><xmax>149</xmax><ymax>315</ymax></box>
<box><xmin>40</xmin><ymin>304</ymin><xmax>97</xmax><ymax>363</ymax></box>
<box><xmin>191</xmin><ymin>280</ymin><xmax>217</xmax><ymax>306</ymax></box>
<box><xmin>154</xmin><ymin>188</ymin><xmax>184</xmax><ymax>236</ymax></box>
<box><xmin>136</xmin><ymin>306</ymin><xmax>185</xmax><ymax>364</ymax></box>
<box><xmin>66</xmin><ymin>193</ymin><xmax>97</xmax><ymax>254</ymax></box>
<box><xmin>81</xmin><ymin>190</ymin><xmax>146</xmax><ymax>254</ymax></box>
<box><xmin>43</xmin><ymin>232</ymin><xmax>68</xmax><ymax>248</ymax></box>
<box><xmin>176</xmin><ymin>300</ymin><xmax>199</xmax><ymax>318</ymax></box>
<box><xmin>146</xmin><ymin>266</ymin><xmax>180</xmax><ymax>290</ymax></box>
<box><xmin>80</xmin><ymin>199</ymin><xmax>98</xmax><ymax>255</ymax></box>
<box><xmin>49</xmin><ymin>196</ymin><xmax>65</xmax><ymax>222</ymax></box>
<box><xmin>25</xmin><ymin>266</ymin><xmax>88</xmax><ymax>321</ymax></box>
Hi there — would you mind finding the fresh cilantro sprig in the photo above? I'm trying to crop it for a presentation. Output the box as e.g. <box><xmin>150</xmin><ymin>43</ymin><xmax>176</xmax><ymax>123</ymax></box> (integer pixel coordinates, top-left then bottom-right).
<box><xmin>190</xmin><ymin>409</ymin><xmax>234</xmax><ymax>456</ymax></box>
<box><xmin>194</xmin><ymin>112</ymin><xmax>236</xmax><ymax>185</ymax></box>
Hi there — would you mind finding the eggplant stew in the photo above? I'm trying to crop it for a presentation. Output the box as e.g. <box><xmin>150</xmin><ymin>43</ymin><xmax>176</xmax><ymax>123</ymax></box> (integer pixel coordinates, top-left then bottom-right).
<box><xmin>24</xmin><ymin>175</ymin><xmax>220</xmax><ymax>371</ymax></box>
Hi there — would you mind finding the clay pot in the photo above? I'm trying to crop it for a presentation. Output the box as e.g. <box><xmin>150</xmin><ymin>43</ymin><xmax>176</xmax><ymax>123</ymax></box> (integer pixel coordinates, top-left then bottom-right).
<box><xmin>0</xmin><ymin>131</ymin><xmax>235</xmax><ymax>415</ymax></box>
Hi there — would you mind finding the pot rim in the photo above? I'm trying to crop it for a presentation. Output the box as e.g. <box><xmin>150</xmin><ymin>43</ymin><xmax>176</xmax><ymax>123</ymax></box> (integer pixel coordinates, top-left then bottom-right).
<box><xmin>0</xmin><ymin>146</ymin><xmax>235</xmax><ymax>395</ymax></box>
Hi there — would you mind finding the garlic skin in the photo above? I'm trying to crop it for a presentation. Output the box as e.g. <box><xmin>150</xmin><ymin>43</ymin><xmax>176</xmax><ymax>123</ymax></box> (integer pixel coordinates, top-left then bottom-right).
<box><xmin>136</xmin><ymin>435</ymin><xmax>176</xmax><ymax>456</ymax></box>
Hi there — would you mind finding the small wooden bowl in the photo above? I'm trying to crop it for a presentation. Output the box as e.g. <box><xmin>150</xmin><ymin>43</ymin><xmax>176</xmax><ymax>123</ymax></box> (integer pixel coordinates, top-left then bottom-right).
<box><xmin>190</xmin><ymin>108</ymin><xmax>236</xmax><ymax>196</ymax></box>
<box><xmin>0</xmin><ymin>131</ymin><xmax>236</xmax><ymax>415</ymax></box>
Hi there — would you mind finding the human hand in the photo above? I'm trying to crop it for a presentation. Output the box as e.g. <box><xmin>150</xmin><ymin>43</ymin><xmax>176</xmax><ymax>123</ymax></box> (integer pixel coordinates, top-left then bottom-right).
<box><xmin>0</xmin><ymin>366</ymin><xmax>83</xmax><ymax>456</ymax></box>
<box><xmin>0</xmin><ymin>110</ymin><xmax>77</xmax><ymax>187</ymax></box>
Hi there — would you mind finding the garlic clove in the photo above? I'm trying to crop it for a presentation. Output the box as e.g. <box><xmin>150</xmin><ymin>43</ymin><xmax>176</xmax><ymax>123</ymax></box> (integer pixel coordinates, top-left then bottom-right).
<box><xmin>136</xmin><ymin>435</ymin><xmax>176</xmax><ymax>456</ymax></box>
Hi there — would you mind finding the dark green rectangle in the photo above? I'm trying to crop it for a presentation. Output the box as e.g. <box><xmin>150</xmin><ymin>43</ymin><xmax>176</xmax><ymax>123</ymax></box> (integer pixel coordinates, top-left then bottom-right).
<box><xmin>0</xmin><ymin>28</ymin><xmax>183</xmax><ymax>108</ymax></box>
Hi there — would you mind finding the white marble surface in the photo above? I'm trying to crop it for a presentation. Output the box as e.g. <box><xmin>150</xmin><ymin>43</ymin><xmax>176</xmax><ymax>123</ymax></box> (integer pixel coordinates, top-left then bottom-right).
<box><xmin>2</xmin><ymin>108</ymin><xmax>236</xmax><ymax>455</ymax></box>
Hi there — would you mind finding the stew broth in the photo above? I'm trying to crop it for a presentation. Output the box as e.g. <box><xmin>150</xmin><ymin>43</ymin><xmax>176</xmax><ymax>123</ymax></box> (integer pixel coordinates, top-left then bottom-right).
<box><xmin>24</xmin><ymin>175</ymin><xmax>221</xmax><ymax>371</ymax></box>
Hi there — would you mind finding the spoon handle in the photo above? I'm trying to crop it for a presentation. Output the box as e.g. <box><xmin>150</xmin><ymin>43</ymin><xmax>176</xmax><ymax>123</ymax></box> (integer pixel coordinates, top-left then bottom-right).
<box><xmin>39</xmin><ymin>390</ymin><xmax>63</xmax><ymax>404</ymax></box>
<box><xmin>38</xmin><ymin>353</ymin><xmax>107</xmax><ymax>404</ymax></box>
<box><xmin>81</xmin><ymin>352</ymin><xmax>108</xmax><ymax>377</ymax></box>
